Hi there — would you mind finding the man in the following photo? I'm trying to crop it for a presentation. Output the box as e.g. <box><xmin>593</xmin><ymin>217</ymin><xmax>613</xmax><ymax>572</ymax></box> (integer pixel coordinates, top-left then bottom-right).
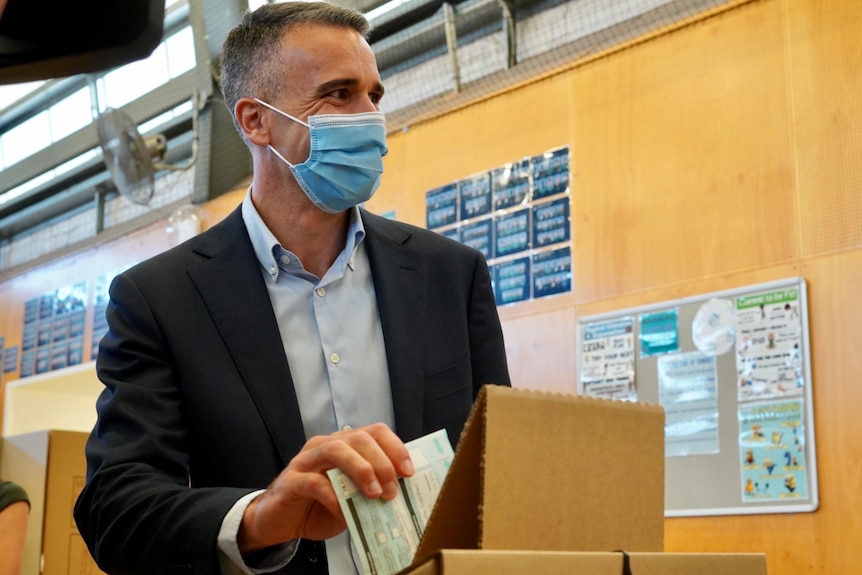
<box><xmin>73</xmin><ymin>2</ymin><xmax>510</xmax><ymax>575</ymax></box>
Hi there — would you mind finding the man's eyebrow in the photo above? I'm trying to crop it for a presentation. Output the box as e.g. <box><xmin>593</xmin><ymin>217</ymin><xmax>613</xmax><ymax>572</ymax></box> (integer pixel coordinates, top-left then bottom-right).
<box><xmin>315</xmin><ymin>78</ymin><xmax>385</xmax><ymax>97</ymax></box>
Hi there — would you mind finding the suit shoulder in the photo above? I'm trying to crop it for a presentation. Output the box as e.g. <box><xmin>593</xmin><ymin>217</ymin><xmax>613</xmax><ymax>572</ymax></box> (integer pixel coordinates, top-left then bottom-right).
<box><xmin>120</xmin><ymin>206</ymin><xmax>245</xmax><ymax>282</ymax></box>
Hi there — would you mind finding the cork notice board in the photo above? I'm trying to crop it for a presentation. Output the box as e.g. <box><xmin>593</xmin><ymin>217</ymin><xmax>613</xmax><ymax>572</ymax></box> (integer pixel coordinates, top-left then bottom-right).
<box><xmin>576</xmin><ymin>277</ymin><xmax>818</xmax><ymax>516</ymax></box>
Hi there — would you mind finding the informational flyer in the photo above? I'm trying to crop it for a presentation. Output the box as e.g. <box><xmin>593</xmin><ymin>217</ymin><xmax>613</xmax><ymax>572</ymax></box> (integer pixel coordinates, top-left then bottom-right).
<box><xmin>531</xmin><ymin>197</ymin><xmax>570</xmax><ymax>248</ymax></box>
<box><xmin>739</xmin><ymin>399</ymin><xmax>807</xmax><ymax>502</ymax></box>
<box><xmin>460</xmin><ymin>219</ymin><xmax>493</xmax><ymax>260</ymax></box>
<box><xmin>439</xmin><ymin>227</ymin><xmax>459</xmax><ymax>242</ymax></box>
<box><xmin>493</xmin><ymin>257</ymin><xmax>531</xmax><ymax>305</ymax></box>
<box><xmin>3</xmin><ymin>345</ymin><xmax>18</xmax><ymax>373</ymax></box>
<box><xmin>328</xmin><ymin>429</ymin><xmax>454</xmax><ymax>575</ymax></box>
<box><xmin>491</xmin><ymin>160</ymin><xmax>530</xmax><ymax>211</ymax></box>
<box><xmin>458</xmin><ymin>172</ymin><xmax>492</xmax><ymax>220</ymax></box>
<box><xmin>494</xmin><ymin>208</ymin><xmax>530</xmax><ymax>257</ymax></box>
<box><xmin>425</xmin><ymin>183</ymin><xmax>458</xmax><ymax>229</ymax></box>
<box><xmin>19</xmin><ymin>349</ymin><xmax>35</xmax><ymax>378</ymax></box>
<box><xmin>532</xmin><ymin>246</ymin><xmax>571</xmax><ymax>299</ymax></box>
<box><xmin>639</xmin><ymin>308</ymin><xmax>680</xmax><ymax>358</ymax></box>
<box><xmin>658</xmin><ymin>352</ymin><xmax>720</xmax><ymax>457</ymax></box>
<box><xmin>580</xmin><ymin>317</ymin><xmax>636</xmax><ymax>400</ymax></box>
<box><xmin>530</xmin><ymin>146</ymin><xmax>569</xmax><ymax>201</ymax></box>
<box><xmin>736</xmin><ymin>288</ymin><xmax>804</xmax><ymax>401</ymax></box>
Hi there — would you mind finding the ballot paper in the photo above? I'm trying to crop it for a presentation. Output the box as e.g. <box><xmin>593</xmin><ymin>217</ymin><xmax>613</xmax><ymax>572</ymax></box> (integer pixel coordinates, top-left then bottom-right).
<box><xmin>327</xmin><ymin>428</ymin><xmax>454</xmax><ymax>575</ymax></box>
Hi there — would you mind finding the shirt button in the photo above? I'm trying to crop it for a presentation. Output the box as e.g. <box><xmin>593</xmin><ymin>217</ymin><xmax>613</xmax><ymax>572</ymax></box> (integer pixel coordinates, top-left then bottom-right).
<box><xmin>315</xmin><ymin>287</ymin><xmax>326</xmax><ymax>297</ymax></box>
<box><xmin>280</xmin><ymin>255</ymin><xmax>291</xmax><ymax>265</ymax></box>
<box><xmin>342</xmin><ymin>424</ymin><xmax>353</xmax><ymax>431</ymax></box>
<box><xmin>329</xmin><ymin>352</ymin><xmax>341</xmax><ymax>364</ymax></box>
<box><xmin>268</xmin><ymin>266</ymin><xmax>277</xmax><ymax>276</ymax></box>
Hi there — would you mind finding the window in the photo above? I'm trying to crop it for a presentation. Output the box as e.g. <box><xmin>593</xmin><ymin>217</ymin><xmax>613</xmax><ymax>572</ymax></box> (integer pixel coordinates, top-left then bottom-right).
<box><xmin>96</xmin><ymin>26</ymin><xmax>195</xmax><ymax>111</ymax></box>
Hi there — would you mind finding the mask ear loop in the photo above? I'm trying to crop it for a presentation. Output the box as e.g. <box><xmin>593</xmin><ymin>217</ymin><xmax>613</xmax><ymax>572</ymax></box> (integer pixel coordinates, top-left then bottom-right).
<box><xmin>253</xmin><ymin>98</ymin><xmax>310</xmax><ymax>169</ymax></box>
<box><xmin>253</xmin><ymin>98</ymin><xmax>310</xmax><ymax>127</ymax></box>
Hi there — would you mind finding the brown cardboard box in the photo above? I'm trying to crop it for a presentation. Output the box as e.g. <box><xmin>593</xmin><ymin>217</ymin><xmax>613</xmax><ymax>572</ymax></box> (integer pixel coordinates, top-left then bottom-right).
<box><xmin>408</xmin><ymin>386</ymin><xmax>767</xmax><ymax>574</ymax></box>
<box><xmin>415</xmin><ymin>385</ymin><xmax>666</xmax><ymax>559</ymax></box>
<box><xmin>405</xmin><ymin>550</ymin><xmax>768</xmax><ymax>575</ymax></box>
<box><xmin>0</xmin><ymin>430</ymin><xmax>105</xmax><ymax>575</ymax></box>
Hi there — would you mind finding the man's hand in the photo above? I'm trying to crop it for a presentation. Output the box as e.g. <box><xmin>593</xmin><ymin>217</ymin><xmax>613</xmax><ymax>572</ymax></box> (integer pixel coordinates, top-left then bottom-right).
<box><xmin>237</xmin><ymin>423</ymin><xmax>415</xmax><ymax>553</ymax></box>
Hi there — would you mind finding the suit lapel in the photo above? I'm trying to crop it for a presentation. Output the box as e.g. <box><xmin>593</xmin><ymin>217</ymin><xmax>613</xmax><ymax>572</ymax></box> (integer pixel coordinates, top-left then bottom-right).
<box><xmin>187</xmin><ymin>208</ymin><xmax>308</xmax><ymax>465</ymax></box>
<box><xmin>362</xmin><ymin>211</ymin><xmax>427</xmax><ymax>441</ymax></box>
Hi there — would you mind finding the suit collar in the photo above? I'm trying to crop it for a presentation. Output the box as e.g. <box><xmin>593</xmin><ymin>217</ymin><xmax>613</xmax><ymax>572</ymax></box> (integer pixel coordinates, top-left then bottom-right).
<box><xmin>361</xmin><ymin>210</ymin><xmax>427</xmax><ymax>441</ymax></box>
<box><xmin>188</xmin><ymin>207</ymin><xmax>308</xmax><ymax>464</ymax></box>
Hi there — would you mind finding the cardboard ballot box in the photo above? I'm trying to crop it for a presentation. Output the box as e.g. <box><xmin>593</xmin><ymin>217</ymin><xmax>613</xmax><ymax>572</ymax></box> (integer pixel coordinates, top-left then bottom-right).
<box><xmin>405</xmin><ymin>549</ymin><xmax>768</xmax><ymax>575</ymax></box>
<box><xmin>0</xmin><ymin>430</ymin><xmax>105</xmax><ymax>575</ymax></box>
<box><xmin>404</xmin><ymin>386</ymin><xmax>767</xmax><ymax>574</ymax></box>
<box><xmin>416</xmin><ymin>385</ymin><xmax>666</xmax><ymax>558</ymax></box>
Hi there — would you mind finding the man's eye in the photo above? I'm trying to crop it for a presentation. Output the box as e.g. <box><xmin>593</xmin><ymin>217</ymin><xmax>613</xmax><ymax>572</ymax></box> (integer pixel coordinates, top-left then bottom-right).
<box><xmin>328</xmin><ymin>89</ymin><xmax>349</xmax><ymax>100</ymax></box>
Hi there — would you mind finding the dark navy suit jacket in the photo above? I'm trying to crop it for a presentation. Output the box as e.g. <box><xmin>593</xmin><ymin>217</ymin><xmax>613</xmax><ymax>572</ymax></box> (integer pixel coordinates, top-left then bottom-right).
<box><xmin>74</xmin><ymin>206</ymin><xmax>511</xmax><ymax>574</ymax></box>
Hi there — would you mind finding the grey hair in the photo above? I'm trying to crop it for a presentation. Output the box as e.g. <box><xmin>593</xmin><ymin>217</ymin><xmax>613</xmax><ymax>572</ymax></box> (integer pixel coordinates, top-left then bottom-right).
<box><xmin>219</xmin><ymin>1</ymin><xmax>372</xmax><ymax>140</ymax></box>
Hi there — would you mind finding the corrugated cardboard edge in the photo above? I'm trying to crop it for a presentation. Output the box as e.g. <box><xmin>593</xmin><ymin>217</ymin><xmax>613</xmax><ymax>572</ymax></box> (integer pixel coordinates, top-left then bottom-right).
<box><xmin>400</xmin><ymin>550</ymin><xmax>767</xmax><ymax>575</ymax></box>
<box><xmin>413</xmin><ymin>385</ymin><xmax>491</xmax><ymax>561</ymax></box>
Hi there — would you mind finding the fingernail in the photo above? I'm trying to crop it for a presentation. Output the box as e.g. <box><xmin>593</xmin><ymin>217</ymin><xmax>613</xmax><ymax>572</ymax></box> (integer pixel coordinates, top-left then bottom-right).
<box><xmin>367</xmin><ymin>480</ymin><xmax>382</xmax><ymax>496</ymax></box>
<box><xmin>402</xmin><ymin>458</ymin><xmax>414</xmax><ymax>476</ymax></box>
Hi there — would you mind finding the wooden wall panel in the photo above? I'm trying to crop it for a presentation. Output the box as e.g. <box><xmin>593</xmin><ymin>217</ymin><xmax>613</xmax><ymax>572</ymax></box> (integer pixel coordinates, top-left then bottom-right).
<box><xmin>787</xmin><ymin>0</ymin><xmax>862</xmax><ymax>256</ymax></box>
<box><xmin>500</xmin><ymin>306</ymin><xmax>578</xmax><ymax>394</ymax></box>
<box><xmin>572</xmin><ymin>0</ymin><xmax>798</xmax><ymax>303</ymax></box>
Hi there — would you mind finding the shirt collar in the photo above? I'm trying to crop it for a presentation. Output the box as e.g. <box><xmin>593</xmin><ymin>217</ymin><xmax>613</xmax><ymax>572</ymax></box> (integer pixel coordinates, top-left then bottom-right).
<box><xmin>241</xmin><ymin>188</ymin><xmax>366</xmax><ymax>281</ymax></box>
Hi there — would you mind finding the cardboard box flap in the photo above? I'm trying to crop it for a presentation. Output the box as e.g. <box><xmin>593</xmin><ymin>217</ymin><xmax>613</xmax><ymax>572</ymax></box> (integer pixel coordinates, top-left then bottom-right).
<box><xmin>416</xmin><ymin>386</ymin><xmax>665</xmax><ymax>562</ymax></box>
<box><xmin>413</xmin><ymin>383</ymin><xmax>488</xmax><ymax>558</ymax></box>
<box><xmin>403</xmin><ymin>550</ymin><xmax>767</xmax><ymax>575</ymax></box>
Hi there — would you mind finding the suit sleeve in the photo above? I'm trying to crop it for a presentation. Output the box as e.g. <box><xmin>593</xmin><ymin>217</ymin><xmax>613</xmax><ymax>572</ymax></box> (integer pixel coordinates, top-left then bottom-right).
<box><xmin>73</xmin><ymin>272</ymin><xmax>254</xmax><ymax>575</ymax></box>
<box><xmin>467</xmin><ymin>252</ymin><xmax>512</xmax><ymax>394</ymax></box>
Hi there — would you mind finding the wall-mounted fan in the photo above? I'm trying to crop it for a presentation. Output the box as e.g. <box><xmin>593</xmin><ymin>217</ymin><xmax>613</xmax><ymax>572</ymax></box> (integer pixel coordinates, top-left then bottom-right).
<box><xmin>96</xmin><ymin>93</ymin><xmax>202</xmax><ymax>205</ymax></box>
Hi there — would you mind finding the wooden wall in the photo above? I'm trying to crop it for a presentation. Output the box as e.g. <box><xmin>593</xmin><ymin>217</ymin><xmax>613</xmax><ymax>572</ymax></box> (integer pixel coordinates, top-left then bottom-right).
<box><xmin>366</xmin><ymin>0</ymin><xmax>862</xmax><ymax>572</ymax></box>
<box><xmin>1</xmin><ymin>0</ymin><xmax>860</xmax><ymax>572</ymax></box>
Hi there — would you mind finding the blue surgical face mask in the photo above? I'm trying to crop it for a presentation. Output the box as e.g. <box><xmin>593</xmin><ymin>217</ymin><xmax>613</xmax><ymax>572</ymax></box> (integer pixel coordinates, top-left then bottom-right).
<box><xmin>254</xmin><ymin>98</ymin><xmax>388</xmax><ymax>213</ymax></box>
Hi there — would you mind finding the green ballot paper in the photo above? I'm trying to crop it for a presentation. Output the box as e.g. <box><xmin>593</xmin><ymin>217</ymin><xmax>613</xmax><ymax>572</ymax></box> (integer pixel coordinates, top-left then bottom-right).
<box><xmin>327</xmin><ymin>428</ymin><xmax>454</xmax><ymax>575</ymax></box>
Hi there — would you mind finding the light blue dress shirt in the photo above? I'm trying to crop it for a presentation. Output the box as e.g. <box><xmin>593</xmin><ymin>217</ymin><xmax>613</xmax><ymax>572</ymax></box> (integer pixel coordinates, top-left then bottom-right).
<box><xmin>218</xmin><ymin>190</ymin><xmax>394</xmax><ymax>574</ymax></box>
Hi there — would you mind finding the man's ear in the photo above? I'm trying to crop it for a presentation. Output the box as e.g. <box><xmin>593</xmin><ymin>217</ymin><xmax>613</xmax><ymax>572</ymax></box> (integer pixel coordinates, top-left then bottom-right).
<box><xmin>235</xmin><ymin>98</ymin><xmax>270</xmax><ymax>146</ymax></box>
